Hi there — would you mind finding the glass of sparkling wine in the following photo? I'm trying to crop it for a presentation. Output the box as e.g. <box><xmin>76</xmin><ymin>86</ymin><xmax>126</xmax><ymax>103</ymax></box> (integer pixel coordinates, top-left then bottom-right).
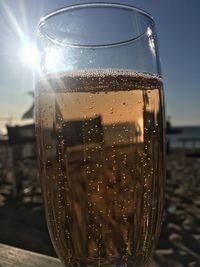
<box><xmin>35</xmin><ymin>3</ymin><xmax>165</xmax><ymax>267</ymax></box>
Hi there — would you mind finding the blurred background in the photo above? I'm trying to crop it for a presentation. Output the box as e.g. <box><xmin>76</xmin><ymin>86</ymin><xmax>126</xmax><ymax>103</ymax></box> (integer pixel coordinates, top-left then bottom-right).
<box><xmin>0</xmin><ymin>1</ymin><xmax>200</xmax><ymax>267</ymax></box>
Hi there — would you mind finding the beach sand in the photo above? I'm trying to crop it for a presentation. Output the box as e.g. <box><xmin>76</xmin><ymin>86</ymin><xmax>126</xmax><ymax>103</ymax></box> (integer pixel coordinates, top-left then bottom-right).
<box><xmin>155</xmin><ymin>148</ymin><xmax>200</xmax><ymax>267</ymax></box>
<box><xmin>0</xmin><ymin>148</ymin><xmax>199</xmax><ymax>266</ymax></box>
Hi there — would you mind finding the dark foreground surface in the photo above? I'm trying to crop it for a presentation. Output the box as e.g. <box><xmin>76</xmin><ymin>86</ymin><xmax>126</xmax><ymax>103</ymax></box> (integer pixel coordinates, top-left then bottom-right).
<box><xmin>0</xmin><ymin>148</ymin><xmax>200</xmax><ymax>267</ymax></box>
<box><xmin>0</xmin><ymin>243</ymin><xmax>61</xmax><ymax>267</ymax></box>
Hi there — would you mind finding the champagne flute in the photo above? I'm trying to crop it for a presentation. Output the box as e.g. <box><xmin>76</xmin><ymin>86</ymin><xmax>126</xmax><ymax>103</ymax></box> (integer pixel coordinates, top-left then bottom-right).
<box><xmin>35</xmin><ymin>3</ymin><xmax>165</xmax><ymax>267</ymax></box>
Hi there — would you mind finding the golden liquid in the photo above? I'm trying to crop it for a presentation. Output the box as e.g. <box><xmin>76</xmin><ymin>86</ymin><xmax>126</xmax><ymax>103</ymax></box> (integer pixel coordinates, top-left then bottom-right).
<box><xmin>36</xmin><ymin>69</ymin><xmax>165</xmax><ymax>267</ymax></box>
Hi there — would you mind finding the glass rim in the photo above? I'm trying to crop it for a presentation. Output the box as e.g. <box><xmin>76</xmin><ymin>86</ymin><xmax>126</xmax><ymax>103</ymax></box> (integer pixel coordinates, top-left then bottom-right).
<box><xmin>38</xmin><ymin>2</ymin><xmax>155</xmax><ymax>48</ymax></box>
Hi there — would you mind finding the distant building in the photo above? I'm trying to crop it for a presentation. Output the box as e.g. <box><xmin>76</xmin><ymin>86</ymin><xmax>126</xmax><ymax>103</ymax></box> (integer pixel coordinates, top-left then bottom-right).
<box><xmin>7</xmin><ymin>124</ymin><xmax>36</xmax><ymax>161</ymax></box>
<box><xmin>0</xmin><ymin>135</ymin><xmax>12</xmax><ymax>183</ymax></box>
<box><xmin>104</xmin><ymin>122</ymin><xmax>142</xmax><ymax>146</ymax></box>
<box><xmin>0</xmin><ymin>135</ymin><xmax>9</xmax><ymax>156</ymax></box>
<box><xmin>7</xmin><ymin>124</ymin><xmax>38</xmax><ymax>197</ymax></box>
<box><xmin>62</xmin><ymin>116</ymin><xmax>103</xmax><ymax>147</ymax></box>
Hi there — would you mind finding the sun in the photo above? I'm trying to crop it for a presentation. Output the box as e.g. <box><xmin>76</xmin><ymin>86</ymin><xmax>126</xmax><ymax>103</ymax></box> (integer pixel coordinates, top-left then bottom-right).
<box><xmin>19</xmin><ymin>43</ymin><xmax>39</xmax><ymax>69</ymax></box>
<box><xmin>19</xmin><ymin>43</ymin><xmax>64</xmax><ymax>72</ymax></box>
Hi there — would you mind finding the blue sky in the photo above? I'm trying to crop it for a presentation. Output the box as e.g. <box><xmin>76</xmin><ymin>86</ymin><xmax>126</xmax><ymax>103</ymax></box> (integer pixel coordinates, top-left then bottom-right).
<box><xmin>0</xmin><ymin>0</ymin><xmax>200</xmax><ymax>132</ymax></box>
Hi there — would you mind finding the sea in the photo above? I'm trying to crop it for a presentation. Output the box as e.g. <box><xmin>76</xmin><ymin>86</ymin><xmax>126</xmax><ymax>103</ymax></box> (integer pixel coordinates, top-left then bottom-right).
<box><xmin>167</xmin><ymin>126</ymin><xmax>200</xmax><ymax>148</ymax></box>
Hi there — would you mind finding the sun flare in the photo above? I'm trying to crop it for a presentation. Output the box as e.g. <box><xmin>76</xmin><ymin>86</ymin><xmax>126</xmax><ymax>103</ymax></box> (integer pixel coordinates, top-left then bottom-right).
<box><xmin>20</xmin><ymin>44</ymin><xmax>39</xmax><ymax>68</ymax></box>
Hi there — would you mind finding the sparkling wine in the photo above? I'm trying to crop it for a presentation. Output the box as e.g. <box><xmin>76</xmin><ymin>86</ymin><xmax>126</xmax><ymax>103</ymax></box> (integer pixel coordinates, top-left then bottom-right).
<box><xmin>36</xmin><ymin>69</ymin><xmax>165</xmax><ymax>267</ymax></box>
